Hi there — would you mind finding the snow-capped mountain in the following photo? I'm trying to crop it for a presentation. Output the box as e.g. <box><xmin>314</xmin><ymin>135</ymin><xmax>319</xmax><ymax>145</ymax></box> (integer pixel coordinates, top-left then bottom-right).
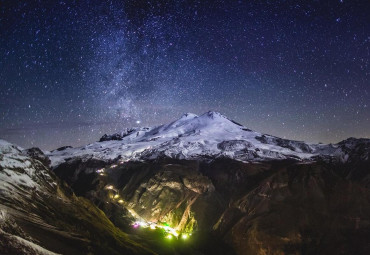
<box><xmin>2</xmin><ymin>112</ymin><xmax>370</xmax><ymax>255</ymax></box>
<box><xmin>0</xmin><ymin>140</ymin><xmax>155</xmax><ymax>255</ymax></box>
<box><xmin>0</xmin><ymin>140</ymin><xmax>57</xmax><ymax>204</ymax></box>
<box><xmin>47</xmin><ymin>111</ymin><xmax>366</xmax><ymax>167</ymax></box>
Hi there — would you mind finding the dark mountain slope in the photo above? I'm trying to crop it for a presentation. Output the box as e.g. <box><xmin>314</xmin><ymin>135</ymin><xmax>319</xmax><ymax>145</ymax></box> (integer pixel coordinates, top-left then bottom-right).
<box><xmin>0</xmin><ymin>140</ymin><xmax>154</xmax><ymax>255</ymax></box>
<box><xmin>53</xmin><ymin>155</ymin><xmax>370</xmax><ymax>255</ymax></box>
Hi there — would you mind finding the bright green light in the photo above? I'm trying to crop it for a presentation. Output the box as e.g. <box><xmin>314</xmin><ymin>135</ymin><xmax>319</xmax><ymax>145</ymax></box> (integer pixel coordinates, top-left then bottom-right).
<box><xmin>166</xmin><ymin>234</ymin><xmax>173</xmax><ymax>239</ymax></box>
<box><xmin>181</xmin><ymin>234</ymin><xmax>188</xmax><ymax>239</ymax></box>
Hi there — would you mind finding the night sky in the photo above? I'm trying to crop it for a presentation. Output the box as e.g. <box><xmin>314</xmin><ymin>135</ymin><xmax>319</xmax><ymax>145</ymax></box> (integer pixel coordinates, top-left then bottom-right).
<box><xmin>0</xmin><ymin>0</ymin><xmax>369</xmax><ymax>150</ymax></box>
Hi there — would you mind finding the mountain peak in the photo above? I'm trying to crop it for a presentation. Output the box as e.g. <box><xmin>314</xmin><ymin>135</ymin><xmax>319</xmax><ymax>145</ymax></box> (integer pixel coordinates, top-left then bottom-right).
<box><xmin>47</xmin><ymin>110</ymin><xmax>370</xmax><ymax>167</ymax></box>
<box><xmin>175</xmin><ymin>111</ymin><xmax>228</xmax><ymax>124</ymax></box>
<box><xmin>202</xmin><ymin>111</ymin><xmax>227</xmax><ymax>119</ymax></box>
<box><xmin>197</xmin><ymin>111</ymin><xmax>244</xmax><ymax>127</ymax></box>
<box><xmin>0</xmin><ymin>139</ymin><xmax>22</xmax><ymax>154</ymax></box>
<box><xmin>179</xmin><ymin>112</ymin><xmax>198</xmax><ymax>120</ymax></box>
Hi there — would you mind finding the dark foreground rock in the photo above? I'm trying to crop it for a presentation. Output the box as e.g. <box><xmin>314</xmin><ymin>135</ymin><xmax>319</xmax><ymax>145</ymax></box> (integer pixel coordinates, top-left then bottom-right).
<box><xmin>0</xmin><ymin>142</ymin><xmax>154</xmax><ymax>255</ymax></box>
<box><xmin>53</xmin><ymin>155</ymin><xmax>370</xmax><ymax>255</ymax></box>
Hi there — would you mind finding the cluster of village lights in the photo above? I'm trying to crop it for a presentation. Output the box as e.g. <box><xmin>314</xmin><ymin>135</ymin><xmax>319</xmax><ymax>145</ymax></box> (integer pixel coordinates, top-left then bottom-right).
<box><xmin>132</xmin><ymin>221</ymin><xmax>191</xmax><ymax>240</ymax></box>
<box><xmin>104</xmin><ymin>184</ymin><xmax>124</xmax><ymax>203</ymax></box>
<box><xmin>97</xmin><ymin>165</ymin><xmax>191</xmax><ymax>241</ymax></box>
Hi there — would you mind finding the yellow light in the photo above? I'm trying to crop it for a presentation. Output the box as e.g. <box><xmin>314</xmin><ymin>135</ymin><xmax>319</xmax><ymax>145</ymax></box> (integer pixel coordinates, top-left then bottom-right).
<box><xmin>139</xmin><ymin>221</ymin><xmax>149</xmax><ymax>228</ymax></box>
<box><xmin>118</xmin><ymin>199</ymin><xmax>123</xmax><ymax>203</ymax></box>
<box><xmin>163</xmin><ymin>226</ymin><xmax>171</xmax><ymax>231</ymax></box>
<box><xmin>96</xmin><ymin>168</ymin><xmax>105</xmax><ymax>173</ymax></box>
<box><xmin>113</xmin><ymin>194</ymin><xmax>119</xmax><ymax>199</ymax></box>
<box><xmin>172</xmin><ymin>231</ymin><xmax>179</xmax><ymax>237</ymax></box>
<box><xmin>166</xmin><ymin>234</ymin><xmax>173</xmax><ymax>239</ymax></box>
<box><xmin>182</xmin><ymin>234</ymin><xmax>188</xmax><ymax>239</ymax></box>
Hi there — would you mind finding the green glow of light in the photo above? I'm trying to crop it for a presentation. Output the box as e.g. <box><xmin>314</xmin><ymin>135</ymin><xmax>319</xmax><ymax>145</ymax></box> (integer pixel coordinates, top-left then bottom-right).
<box><xmin>181</xmin><ymin>234</ymin><xmax>188</xmax><ymax>239</ymax></box>
<box><xmin>166</xmin><ymin>234</ymin><xmax>173</xmax><ymax>239</ymax></box>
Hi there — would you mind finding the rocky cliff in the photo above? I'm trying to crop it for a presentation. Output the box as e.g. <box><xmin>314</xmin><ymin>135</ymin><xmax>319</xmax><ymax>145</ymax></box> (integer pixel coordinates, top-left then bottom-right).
<box><xmin>0</xmin><ymin>140</ymin><xmax>154</xmax><ymax>255</ymax></box>
<box><xmin>2</xmin><ymin>112</ymin><xmax>370</xmax><ymax>254</ymax></box>
<box><xmin>53</xmin><ymin>155</ymin><xmax>370</xmax><ymax>255</ymax></box>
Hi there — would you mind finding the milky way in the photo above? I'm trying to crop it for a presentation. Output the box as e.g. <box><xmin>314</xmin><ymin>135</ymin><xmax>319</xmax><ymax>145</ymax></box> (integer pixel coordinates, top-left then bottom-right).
<box><xmin>0</xmin><ymin>0</ymin><xmax>369</xmax><ymax>150</ymax></box>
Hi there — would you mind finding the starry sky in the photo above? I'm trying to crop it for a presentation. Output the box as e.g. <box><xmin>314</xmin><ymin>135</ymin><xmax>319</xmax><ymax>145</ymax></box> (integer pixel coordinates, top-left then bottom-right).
<box><xmin>0</xmin><ymin>0</ymin><xmax>369</xmax><ymax>150</ymax></box>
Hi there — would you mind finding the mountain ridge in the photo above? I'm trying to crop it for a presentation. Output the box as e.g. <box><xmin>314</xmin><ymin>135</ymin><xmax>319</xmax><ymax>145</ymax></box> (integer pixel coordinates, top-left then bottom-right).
<box><xmin>1</xmin><ymin>111</ymin><xmax>370</xmax><ymax>254</ymax></box>
<box><xmin>46</xmin><ymin>111</ymin><xmax>369</xmax><ymax>168</ymax></box>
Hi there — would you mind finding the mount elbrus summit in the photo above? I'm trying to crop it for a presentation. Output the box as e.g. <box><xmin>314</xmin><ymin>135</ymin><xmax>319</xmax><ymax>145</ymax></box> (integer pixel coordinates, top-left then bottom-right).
<box><xmin>1</xmin><ymin>112</ymin><xmax>370</xmax><ymax>255</ymax></box>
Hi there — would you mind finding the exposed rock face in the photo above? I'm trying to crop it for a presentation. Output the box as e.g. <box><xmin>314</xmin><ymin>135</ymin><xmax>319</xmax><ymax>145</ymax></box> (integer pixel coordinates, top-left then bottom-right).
<box><xmin>212</xmin><ymin>161</ymin><xmax>370</xmax><ymax>255</ymax></box>
<box><xmin>114</xmin><ymin>160</ymin><xmax>221</xmax><ymax>232</ymax></box>
<box><xmin>53</xmin><ymin>158</ymin><xmax>224</xmax><ymax>234</ymax></box>
<box><xmin>338</xmin><ymin>138</ymin><xmax>370</xmax><ymax>161</ymax></box>
<box><xmin>99</xmin><ymin>127</ymin><xmax>151</xmax><ymax>142</ymax></box>
<box><xmin>53</xmin><ymin>155</ymin><xmax>370</xmax><ymax>255</ymax></box>
<box><xmin>255</xmin><ymin>135</ymin><xmax>314</xmax><ymax>153</ymax></box>
<box><xmin>0</xmin><ymin>140</ymin><xmax>154</xmax><ymax>255</ymax></box>
<box><xmin>23</xmin><ymin>147</ymin><xmax>51</xmax><ymax>167</ymax></box>
<box><xmin>100</xmin><ymin>133</ymin><xmax>124</xmax><ymax>142</ymax></box>
<box><xmin>3</xmin><ymin>108</ymin><xmax>370</xmax><ymax>255</ymax></box>
<box><xmin>53</xmin><ymin>145</ymin><xmax>73</xmax><ymax>152</ymax></box>
<box><xmin>217</xmin><ymin>140</ymin><xmax>254</xmax><ymax>151</ymax></box>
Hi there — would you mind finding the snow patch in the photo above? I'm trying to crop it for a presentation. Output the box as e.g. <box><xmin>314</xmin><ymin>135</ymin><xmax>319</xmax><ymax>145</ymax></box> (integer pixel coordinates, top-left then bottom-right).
<box><xmin>45</xmin><ymin>111</ymin><xmax>367</xmax><ymax>167</ymax></box>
